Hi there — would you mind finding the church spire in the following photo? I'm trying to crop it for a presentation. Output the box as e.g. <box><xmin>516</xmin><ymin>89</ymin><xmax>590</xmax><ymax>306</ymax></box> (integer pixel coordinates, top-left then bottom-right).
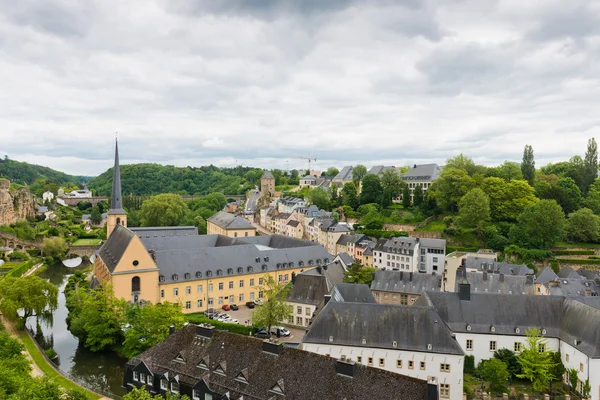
<box><xmin>108</xmin><ymin>138</ymin><xmax>126</xmax><ymax>215</ymax></box>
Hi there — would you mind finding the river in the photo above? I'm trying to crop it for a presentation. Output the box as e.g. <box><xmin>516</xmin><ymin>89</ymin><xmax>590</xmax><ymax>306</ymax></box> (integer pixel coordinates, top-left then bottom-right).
<box><xmin>26</xmin><ymin>262</ymin><xmax>127</xmax><ymax>398</ymax></box>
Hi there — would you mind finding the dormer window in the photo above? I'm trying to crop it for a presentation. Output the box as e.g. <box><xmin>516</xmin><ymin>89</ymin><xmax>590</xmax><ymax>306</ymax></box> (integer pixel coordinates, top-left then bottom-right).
<box><xmin>264</xmin><ymin>257</ymin><xmax>269</xmax><ymax>262</ymax></box>
<box><xmin>238</xmin><ymin>267</ymin><xmax>244</xmax><ymax>274</ymax></box>
<box><xmin>316</xmin><ymin>259</ymin><xmax>321</xmax><ymax>265</ymax></box>
<box><xmin>247</xmin><ymin>266</ymin><xmax>253</xmax><ymax>272</ymax></box>
<box><xmin>217</xmin><ymin>269</ymin><xmax>223</xmax><ymax>276</ymax></box>
<box><xmin>277</xmin><ymin>263</ymin><xmax>282</xmax><ymax>268</ymax></box>
<box><xmin>206</xmin><ymin>271</ymin><xmax>212</xmax><ymax>277</ymax></box>
<box><xmin>195</xmin><ymin>271</ymin><xmax>202</xmax><ymax>278</ymax></box>
<box><xmin>282</xmin><ymin>263</ymin><xmax>287</xmax><ymax>268</ymax></box>
<box><xmin>160</xmin><ymin>377</ymin><xmax>168</xmax><ymax>390</ymax></box>
<box><xmin>309</xmin><ymin>260</ymin><xmax>314</xmax><ymax>265</ymax></box>
<box><xmin>324</xmin><ymin>258</ymin><xmax>329</xmax><ymax>263</ymax></box>
<box><xmin>171</xmin><ymin>381</ymin><xmax>179</xmax><ymax>393</ymax></box>
<box><xmin>262</xmin><ymin>264</ymin><xmax>268</xmax><ymax>271</ymax></box>
<box><xmin>299</xmin><ymin>261</ymin><xmax>304</xmax><ymax>267</ymax></box>
<box><xmin>172</xmin><ymin>274</ymin><xmax>178</xmax><ymax>281</ymax></box>
<box><xmin>255</xmin><ymin>257</ymin><xmax>260</xmax><ymax>263</ymax></box>
<box><xmin>159</xmin><ymin>275</ymin><xmax>165</xmax><ymax>282</ymax></box>
<box><xmin>174</xmin><ymin>353</ymin><xmax>185</xmax><ymax>363</ymax></box>
<box><xmin>289</xmin><ymin>262</ymin><xmax>294</xmax><ymax>268</ymax></box>
<box><xmin>227</xmin><ymin>268</ymin><xmax>234</xmax><ymax>275</ymax></box>
<box><xmin>184</xmin><ymin>273</ymin><xmax>191</xmax><ymax>280</ymax></box>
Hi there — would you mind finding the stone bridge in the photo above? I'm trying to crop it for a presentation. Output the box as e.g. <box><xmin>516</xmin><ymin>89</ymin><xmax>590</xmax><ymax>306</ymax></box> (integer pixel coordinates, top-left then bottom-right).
<box><xmin>0</xmin><ymin>233</ymin><xmax>41</xmax><ymax>251</ymax></box>
<box><xmin>67</xmin><ymin>245</ymin><xmax>101</xmax><ymax>260</ymax></box>
<box><xmin>60</xmin><ymin>196</ymin><xmax>108</xmax><ymax>207</ymax></box>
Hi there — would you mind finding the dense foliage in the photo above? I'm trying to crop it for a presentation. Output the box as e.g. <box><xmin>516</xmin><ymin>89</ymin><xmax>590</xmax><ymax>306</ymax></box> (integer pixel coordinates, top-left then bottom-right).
<box><xmin>0</xmin><ymin>275</ymin><xmax>58</xmax><ymax>330</ymax></box>
<box><xmin>250</xmin><ymin>274</ymin><xmax>292</xmax><ymax>335</ymax></box>
<box><xmin>88</xmin><ymin>163</ymin><xmax>260</xmax><ymax>196</ymax></box>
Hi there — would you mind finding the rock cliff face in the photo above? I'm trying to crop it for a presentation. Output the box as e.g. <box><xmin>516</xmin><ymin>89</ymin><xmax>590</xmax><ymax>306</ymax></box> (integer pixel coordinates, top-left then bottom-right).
<box><xmin>0</xmin><ymin>179</ymin><xmax>36</xmax><ymax>225</ymax></box>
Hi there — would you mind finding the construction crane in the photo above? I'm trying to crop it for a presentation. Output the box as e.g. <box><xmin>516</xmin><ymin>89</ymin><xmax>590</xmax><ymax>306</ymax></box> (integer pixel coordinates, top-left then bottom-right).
<box><xmin>294</xmin><ymin>153</ymin><xmax>317</xmax><ymax>174</ymax></box>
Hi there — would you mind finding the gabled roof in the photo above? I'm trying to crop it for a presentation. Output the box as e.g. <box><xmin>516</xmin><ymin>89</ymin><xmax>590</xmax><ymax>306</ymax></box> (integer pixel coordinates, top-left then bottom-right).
<box><xmin>336</xmin><ymin>234</ymin><xmax>368</xmax><ymax>246</ymax></box>
<box><xmin>303</xmin><ymin>301</ymin><xmax>463</xmax><ymax>355</ymax></box>
<box><xmin>128</xmin><ymin>326</ymin><xmax>432</xmax><ymax>399</ymax></box>
<box><xmin>419</xmin><ymin>292</ymin><xmax>600</xmax><ymax>358</ymax></box>
<box><xmin>208</xmin><ymin>211</ymin><xmax>255</xmax><ymax>230</ymax></box>
<box><xmin>333</xmin><ymin>166</ymin><xmax>353</xmax><ymax>182</ymax></box>
<box><xmin>371</xmin><ymin>270</ymin><xmax>442</xmax><ymax>295</ymax></box>
<box><xmin>536</xmin><ymin>266</ymin><xmax>559</xmax><ymax>284</ymax></box>
<box><xmin>557</xmin><ymin>265</ymin><xmax>584</xmax><ymax>280</ymax></box>
<box><xmin>301</xmin><ymin>175</ymin><xmax>317</xmax><ymax>181</ymax></box>
<box><xmin>545</xmin><ymin>278</ymin><xmax>600</xmax><ymax>297</ymax></box>
<box><xmin>460</xmin><ymin>271</ymin><xmax>536</xmax><ymax>295</ymax></box>
<box><xmin>336</xmin><ymin>252</ymin><xmax>354</xmax><ymax>267</ymax></box>
<box><xmin>465</xmin><ymin>256</ymin><xmax>533</xmax><ymax>275</ymax></box>
<box><xmin>287</xmin><ymin>220</ymin><xmax>300</xmax><ymax>227</ymax></box>
<box><xmin>400</xmin><ymin>164</ymin><xmax>441</xmax><ymax>182</ymax></box>
<box><xmin>288</xmin><ymin>262</ymin><xmax>347</xmax><ymax>305</ymax></box>
<box><xmin>367</xmin><ymin>166</ymin><xmax>398</xmax><ymax>177</ymax></box>
<box><xmin>331</xmin><ymin>283</ymin><xmax>376</xmax><ymax>303</ymax></box>
<box><xmin>131</xmin><ymin>226</ymin><xmax>198</xmax><ymax>238</ymax></box>
<box><xmin>98</xmin><ymin>223</ymin><xmax>135</xmax><ymax>273</ymax></box>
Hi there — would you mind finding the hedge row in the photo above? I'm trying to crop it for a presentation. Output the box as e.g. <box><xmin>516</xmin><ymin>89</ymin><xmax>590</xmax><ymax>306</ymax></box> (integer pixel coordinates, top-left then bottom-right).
<box><xmin>4</xmin><ymin>258</ymin><xmax>41</xmax><ymax>278</ymax></box>
<box><xmin>185</xmin><ymin>314</ymin><xmax>254</xmax><ymax>336</ymax></box>
<box><xmin>359</xmin><ymin>229</ymin><xmax>409</xmax><ymax>239</ymax></box>
<box><xmin>555</xmin><ymin>258</ymin><xmax>600</xmax><ymax>265</ymax></box>
<box><xmin>552</xmin><ymin>250</ymin><xmax>595</xmax><ymax>256</ymax></box>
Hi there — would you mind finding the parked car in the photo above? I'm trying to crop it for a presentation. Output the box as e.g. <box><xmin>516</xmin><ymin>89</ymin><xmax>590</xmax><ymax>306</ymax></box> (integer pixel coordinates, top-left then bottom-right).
<box><xmin>253</xmin><ymin>299</ymin><xmax>263</xmax><ymax>306</ymax></box>
<box><xmin>230</xmin><ymin>304</ymin><xmax>239</xmax><ymax>311</ymax></box>
<box><xmin>203</xmin><ymin>308</ymin><xmax>215</xmax><ymax>316</ymax></box>
<box><xmin>222</xmin><ymin>304</ymin><xmax>230</xmax><ymax>311</ymax></box>
<box><xmin>270</xmin><ymin>326</ymin><xmax>291</xmax><ymax>337</ymax></box>
<box><xmin>254</xmin><ymin>330</ymin><xmax>269</xmax><ymax>339</ymax></box>
<box><xmin>245</xmin><ymin>301</ymin><xmax>256</xmax><ymax>309</ymax></box>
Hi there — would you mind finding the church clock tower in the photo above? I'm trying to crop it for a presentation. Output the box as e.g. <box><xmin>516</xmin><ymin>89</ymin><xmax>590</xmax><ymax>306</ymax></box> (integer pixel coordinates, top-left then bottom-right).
<box><xmin>106</xmin><ymin>139</ymin><xmax>127</xmax><ymax>238</ymax></box>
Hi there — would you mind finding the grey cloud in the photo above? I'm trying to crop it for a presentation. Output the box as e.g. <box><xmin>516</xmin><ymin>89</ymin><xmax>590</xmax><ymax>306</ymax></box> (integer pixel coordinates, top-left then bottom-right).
<box><xmin>2</xmin><ymin>1</ymin><xmax>91</xmax><ymax>37</ymax></box>
<box><xmin>528</xmin><ymin>4</ymin><xmax>600</xmax><ymax>41</ymax></box>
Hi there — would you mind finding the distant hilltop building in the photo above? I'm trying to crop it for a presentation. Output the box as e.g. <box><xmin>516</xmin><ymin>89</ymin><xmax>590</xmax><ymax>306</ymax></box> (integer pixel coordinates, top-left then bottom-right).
<box><xmin>64</xmin><ymin>183</ymin><xmax>92</xmax><ymax>198</ymax></box>
<box><xmin>42</xmin><ymin>190</ymin><xmax>54</xmax><ymax>202</ymax></box>
<box><xmin>401</xmin><ymin>164</ymin><xmax>441</xmax><ymax>200</ymax></box>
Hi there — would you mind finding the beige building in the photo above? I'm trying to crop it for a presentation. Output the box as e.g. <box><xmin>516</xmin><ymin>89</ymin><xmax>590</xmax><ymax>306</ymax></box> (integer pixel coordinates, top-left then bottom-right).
<box><xmin>260</xmin><ymin>171</ymin><xmax>275</xmax><ymax>204</ymax></box>
<box><xmin>206</xmin><ymin>211</ymin><xmax>256</xmax><ymax>238</ymax></box>
<box><xmin>370</xmin><ymin>269</ymin><xmax>443</xmax><ymax>306</ymax></box>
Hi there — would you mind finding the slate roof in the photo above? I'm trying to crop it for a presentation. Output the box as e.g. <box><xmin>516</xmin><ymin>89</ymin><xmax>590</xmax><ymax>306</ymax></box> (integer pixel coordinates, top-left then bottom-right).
<box><xmin>336</xmin><ymin>234</ymin><xmax>368</xmax><ymax>246</ymax></box>
<box><xmin>460</xmin><ymin>271</ymin><xmax>536</xmax><ymax>295</ymax></box>
<box><xmin>337</xmin><ymin>252</ymin><xmax>354</xmax><ymax>267</ymax></box>
<box><xmin>465</xmin><ymin>256</ymin><xmax>533</xmax><ymax>275</ymax></box>
<box><xmin>301</xmin><ymin>175</ymin><xmax>317</xmax><ymax>181</ymax></box>
<box><xmin>207</xmin><ymin>211</ymin><xmax>255</xmax><ymax>230</ymax></box>
<box><xmin>37</xmin><ymin>205</ymin><xmax>48</xmax><ymax>213</ymax></box>
<box><xmin>303</xmin><ymin>301</ymin><xmax>464</xmax><ymax>355</ymax></box>
<box><xmin>135</xmin><ymin>233</ymin><xmax>331</xmax><ymax>284</ymax></box>
<box><xmin>367</xmin><ymin>166</ymin><xmax>398</xmax><ymax>176</ymax></box>
<box><xmin>576</xmin><ymin>269</ymin><xmax>600</xmax><ymax>280</ymax></box>
<box><xmin>333</xmin><ymin>166</ymin><xmax>353</xmax><ymax>181</ymax></box>
<box><xmin>262</xmin><ymin>171</ymin><xmax>274</xmax><ymax>179</ymax></box>
<box><xmin>131</xmin><ymin>226</ymin><xmax>199</xmax><ymax>238</ymax></box>
<box><xmin>287</xmin><ymin>262</ymin><xmax>346</xmax><ymax>305</ymax></box>
<box><xmin>326</xmin><ymin>222</ymin><xmax>352</xmax><ymax>233</ymax></box>
<box><xmin>108</xmin><ymin>139</ymin><xmax>126</xmax><ymax>215</ymax></box>
<box><xmin>127</xmin><ymin>326</ymin><xmax>432</xmax><ymax>400</ymax></box>
<box><xmin>371</xmin><ymin>270</ymin><xmax>443</xmax><ymax>295</ymax></box>
<box><xmin>401</xmin><ymin>164</ymin><xmax>442</xmax><ymax>182</ymax></box>
<box><xmin>331</xmin><ymin>283</ymin><xmax>376</xmax><ymax>303</ymax></box>
<box><xmin>97</xmin><ymin>224</ymin><xmax>135</xmax><ymax>273</ymax></box>
<box><xmin>545</xmin><ymin>278</ymin><xmax>600</xmax><ymax>297</ymax></box>
<box><xmin>419</xmin><ymin>238</ymin><xmax>446</xmax><ymax>249</ymax></box>
<box><xmin>536</xmin><ymin>266</ymin><xmax>559</xmax><ymax>284</ymax></box>
<box><xmin>287</xmin><ymin>220</ymin><xmax>300</xmax><ymax>227</ymax></box>
<box><xmin>557</xmin><ymin>265</ymin><xmax>584</xmax><ymax>280</ymax></box>
<box><xmin>419</xmin><ymin>292</ymin><xmax>600</xmax><ymax>358</ymax></box>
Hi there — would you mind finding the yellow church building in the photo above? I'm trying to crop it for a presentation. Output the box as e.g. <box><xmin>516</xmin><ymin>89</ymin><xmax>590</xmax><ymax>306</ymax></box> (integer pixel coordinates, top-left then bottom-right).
<box><xmin>94</xmin><ymin>141</ymin><xmax>332</xmax><ymax>313</ymax></box>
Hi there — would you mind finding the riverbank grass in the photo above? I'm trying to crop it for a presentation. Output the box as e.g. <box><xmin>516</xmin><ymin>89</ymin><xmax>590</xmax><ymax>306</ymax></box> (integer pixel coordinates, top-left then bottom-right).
<box><xmin>18</xmin><ymin>331</ymin><xmax>101</xmax><ymax>399</ymax></box>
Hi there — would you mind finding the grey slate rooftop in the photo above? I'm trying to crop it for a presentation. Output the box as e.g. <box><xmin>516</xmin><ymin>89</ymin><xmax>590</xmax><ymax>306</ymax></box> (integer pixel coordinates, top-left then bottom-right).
<box><xmin>286</xmin><ymin>262</ymin><xmax>346</xmax><ymax>305</ymax></box>
<box><xmin>418</xmin><ymin>292</ymin><xmax>600</xmax><ymax>358</ymax></box>
<box><xmin>261</xmin><ymin>170</ymin><xmax>274</xmax><ymax>179</ymax></box>
<box><xmin>207</xmin><ymin>211</ymin><xmax>254</xmax><ymax>230</ymax></box>
<box><xmin>333</xmin><ymin>166</ymin><xmax>353</xmax><ymax>182</ymax></box>
<box><xmin>367</xmin><ymin>165</ymin><xmax>398</xmax><ymax>177</ymax></box>
<box><xmin>465</xmin><ymin>256</ymin><xmax>533</xmax><ymax>275</ymax></box>
<box><xmin>98</xmin><ymin>223</ymin><xmax>135</xmax><ymax>273</ymax></box>
<box><xmin>536</xmin><ymin>266</ymin><xmax>559</xmax><ymax>284</ymax></box>
<box><xmin>336</xmin><ymin>252</ymin><xmax>354</xmax><ymax>267</ymax></box>
<box><xmin>131</xmin><ymin>226</ymin><xmax>199</xmax><ymax>238</ymax></box>
<box><xmin>371</xmin><ymin>270</ymin><xmax>442</xmax><ymax>295</ymax></box>
<box><xmin>127</xmin><ymin>325</ymin><xmax>433</xmax><ymax>400</ymax></box>
<box><xmin>303</xmin><ymin>301</ymin><xmax>464</xmax><ymax>355</ymax></box>
<box><xmin>401</xmin><ymin>163</ymin><xmax>441</xmax><ymax>182</ymax></box>
<box><xmin>460</xmin><ymin>271</ymin><xmax>536</xmax><ymax>295</ymax></box>
<box><xmin>331</xmin><ymin>283</ymin><xmax>376</xmax><ymax>303</ymax></box>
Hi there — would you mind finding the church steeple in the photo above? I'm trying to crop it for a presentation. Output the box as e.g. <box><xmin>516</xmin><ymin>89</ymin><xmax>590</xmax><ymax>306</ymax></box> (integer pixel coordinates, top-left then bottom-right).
<box><xmin>107</xmin><ymin>139</ymin><xmax>127</xmax><ymax>237</ymax></box>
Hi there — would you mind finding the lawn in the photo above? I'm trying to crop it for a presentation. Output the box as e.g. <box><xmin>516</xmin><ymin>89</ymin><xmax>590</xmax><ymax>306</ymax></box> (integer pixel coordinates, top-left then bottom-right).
<box><xmin>554</xmin><ymin>242</ymin><xmax>600</xmax><ymax>249</ymax></box>
<box><xmin>415</xmin><ymin>220</ymin><xmax>446</xmax><ymax>232</ymax></box>
<box><xmin>71</xmin><ymin>238</ymin><xmax>102</xmax><ymax>246</ymax></box>
<box><xmin>18</xmin><ymin>331</ymin><xmax>101</xmax><ymax>399</ymax></box>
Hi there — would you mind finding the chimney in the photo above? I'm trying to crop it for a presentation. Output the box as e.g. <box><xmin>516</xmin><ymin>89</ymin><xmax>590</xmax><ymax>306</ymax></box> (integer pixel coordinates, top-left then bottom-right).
<box><xmin>336</xmin><ymin>359</ymin><xmax>357</xmax><ymax>378</ymax></box>
<box><xmin>499</xmin><ymin>273</ymin><xmax>505</xmax><ymax>283</ymax></box>
<box><xmin>409</xmin><ymin>272</ymin><xmax>413</xmax><ymax>282</ymax></box>
<box><xmin>585</xmin><ymin>288</ymin><xmax>591</xmax><ymax>297</ymax></box>
<box><xmin>458</xmin><ymin>282</ymin><xmax>471</xmax><ymax>301</ymax></box>
<box><xmin>169</xmin><ymin>325</ymin><xmax>175</xmax><ymax>335</ymax></box>
<box><xmin>483</xmin><ymin>272</ymin><xmax>488</xmax><ymax>281</ymax></box>
<box><xmin>263</xmin><ymin>340</ymin><xmax>282</xmax><ymax>355</ymax></box>
<box><xmin>413</xmin><ymin>164</ymin><xmax>417</xmax><ymax>168</ymax></box>
<box><xmin>526</xmin><ymin>275</ymin><xmax>534</xmax><ymax>285</ymax></box>
<box><xmin>316</xmin><ymin>266</ymin><xmax>323</xmax><ymax>275</ymax></box>
<box><xmin>291</xmin><ymin>272</ymin><xmax>297</xmax><ymax>284</ymax></box>
<box><xmin>324</xmin><ymin>294</ymin><xmax>332</xmax><ymax>306</ymax></box>
<box><xmin>400</xmin><ymin>271</ymin><xmax>404</xmax><ymax>281</ymax></box>
<box><xmin>196</xmin><ymin>324</ymin><xmax>215</xmax><ymax>339</ymax></box>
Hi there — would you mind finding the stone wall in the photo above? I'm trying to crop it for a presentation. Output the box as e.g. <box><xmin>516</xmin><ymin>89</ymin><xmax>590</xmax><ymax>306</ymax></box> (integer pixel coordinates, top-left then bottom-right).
<box><xmin>0</xmin><ymin>179</ymin><xmax>36</xmax><ymax>225</ymax></box>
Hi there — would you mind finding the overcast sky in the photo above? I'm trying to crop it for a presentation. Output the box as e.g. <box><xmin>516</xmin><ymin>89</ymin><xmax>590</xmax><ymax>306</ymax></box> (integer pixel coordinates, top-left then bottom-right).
<box><xmin>1</xmin><ymin>0</ymin><xmax>600</xmax><ymax>176</ymax></box>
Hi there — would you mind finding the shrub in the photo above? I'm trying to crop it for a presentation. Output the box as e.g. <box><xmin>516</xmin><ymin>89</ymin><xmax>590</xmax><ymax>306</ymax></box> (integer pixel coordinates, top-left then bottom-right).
<box><xmin>185</xmin><ymin>314</ymin><xmax>253</xmax><ymax>336</ymax></box>
<box><xmin>464</xmin><ymin>355</ymin><xmax>475</xmax><ymax>374</ymax></box>
<box><xmin>8</xmin><ymin>251</ymin><xmax>29</xmax><ymax>260</ymax></box>
<box><xmin>555</xmin><ymin>258</ymin><xmax>600</xmax><ymax>265</ymax></box>
<box><xmin>552</xmin><ymin>250</ymin><xmax>595</xmax><ymax>256</ymax></box>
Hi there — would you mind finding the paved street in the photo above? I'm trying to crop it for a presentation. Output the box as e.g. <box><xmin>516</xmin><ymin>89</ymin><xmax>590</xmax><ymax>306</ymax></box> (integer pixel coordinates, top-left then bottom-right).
<box><xmin>245</xmin><ymin>188</ymin><xmax>260</xmax><ymax>215</ymax></box>
<box><xmin>216</xmin><ymin>304</ymin><xmax>306</xmax><ymax>343</ymax></box>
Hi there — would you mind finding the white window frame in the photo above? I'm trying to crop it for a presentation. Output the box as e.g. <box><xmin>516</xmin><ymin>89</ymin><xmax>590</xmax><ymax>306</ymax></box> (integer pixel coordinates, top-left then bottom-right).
<box><xmin>160</xmin><ymin>378</ymin><xmax>168</xmax><ymax>390</ymax></box>
<box><xmin>133</xmin><ymin>371</ymin><xmax>139</xmax><ymax>382</ymax></box>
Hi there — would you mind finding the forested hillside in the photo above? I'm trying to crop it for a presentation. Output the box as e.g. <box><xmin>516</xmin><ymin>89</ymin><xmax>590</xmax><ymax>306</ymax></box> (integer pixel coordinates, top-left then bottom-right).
<box><xmin>0</xmin><ymin>156</ymin><xmax>88</xmax><ymax>194</ymax></box>
<box><xmin>88</xmin><ymin>163</ymin><xmax>265</xmax><ymax>196</ymax></box>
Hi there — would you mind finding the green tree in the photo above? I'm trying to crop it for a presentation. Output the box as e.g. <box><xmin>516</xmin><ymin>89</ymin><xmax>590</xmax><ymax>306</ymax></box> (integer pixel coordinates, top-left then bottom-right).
<box><xmin>584</xmin><ymin>178</ymin><xmax>600</xmax><ymax>214</ymax></box>
<box><xmin>567</xmin><ymin>368</ymin><xmax>579</xmax><ymax>393</ymax></box>
<box><xmin>0</xmin><ymin>329</ymin><xmax>32</xmax><ymax>397</ymax></box>
<box><xmin>550</xmin><ymin>352</ymin><xmax>565</xmax><ymax>384</ymax></box>
<box><xmin>11</xmin><ymin>376</ymin><xmax>61</xmax><ymax>400</ymax></box>
<box><xmin>360</xmin><ymin>209</ymin><xmax>384</xmax><ymax>229</ymax></box>
<box><xmin>341</xmin><ymin>182</ymin><xmax>359</xmax><ymax>209</ymax></box>
<box><xmin>494</xmin><ymin>348</ymin><xmax>521</xmax><ymax>377</ymax></box>
<box><xmin>68</xmin><ymin>284</ymin><xmax>126</xmax><ymax>352</ymax></box>
<box><xmin>90</xmin><ymin>205</ymin><xmax>102</xmax><ymax>225</ymax></box>
<box><xmin>584</xmin><ymin>137</ymin><xmax>598</xmax><ymax>192</ymax></box>
<box><xmin>194</xmin><ymin>216</ymin><xmax>207</xmax><ymax>234</ymax></box>
<box><xmin>306</xmin><ymin>187</ymin><xmax>331</xmax><ymax>210</ymax></box>
<box><xmin>430</xmin><ymin>167</ymin><xmax>475</xmax><ymax>212</ymax></box>
<box><xmin>556</xmin><ymin>177</ymin><xmax>582</xmax><ymax>214</ymax></box>
<box><xmin>512</xmin><ymin>200</ymin><xmax>566</xmax><ymax>248</ymax></box>
<box><xmin>522</xmin><ymin>145</ymin><xmax>536</xmax><ymax>186</ymax></box>
<box><xmin>140</xmin><ymin>194</ymin><xmax>188</xmax><ymax>227</ymax></box>
<box><xmin>380</xmin><ymin>169</ymin><xmax>404</xmax><ymax>206</ymax></box>
<box><xmin>566</xmin><ymin>208</ymin><xmax>600</xmax><ymax>243</ymax></box>
<box><xmin>41</xmin><ymin>237</ymin><xmax>69</xmax><ymax>259</ymax></box>
<box><xmin>402</xmin><ymin>185</ymin><xmax>411</xmax><ymax>208</ymax></box>
<box><xmin>496</xmin><ymin>161</ymin><xmax>524</xmax><ymax>182</ymax></box>
<box><xmin>251</xmin><ymin>274</ymin><xmax>292</xmax><ymax>336</ymax></box>
<box><xmin>352</xmin><ymin>164</ymin><xmax>367</xmax><ymax>187</ymax></box>
<box><xmin>325</xmin><ymin>167</ymin><xmax>339</xmax><ymax>177</ymax></box>
<box><xmin>458</xmin><ymin>188</ymin><xmax>490</xmax><ymax>228</ymax></box>
<box><xmin>359</xmin><ymin>174</ymin><xmax>383</xmax><ymax>205</ymax></box>
<box><xmin>0</xmin><ymin>276</ymin><xmax>58</xmax><ymax>330</ymax></box>
<box><xmin>480</xmin><ymin>358</ymin><xmax>509</xmax><ymax>393</ymax></box>
<box><xmin>123</xmin><ymin>386</ymin><xmax>190</xmax><ymax>400</ymax></box>
<box><xmin>122</xmin><ymin>302</ymin><xmax>185</xmax><ymax>358</ymax></box>
<box><xmin>343</xmin><ymin>261</ymin><xmax>376</xmax><ymax>285</ymax></box>
<box><xmin>482</xmin><ymin>178</ymin><xmax>537</xmax><ymax>221</ymax></box>
<box><xmin>412</xmin><ymin>184</ymin><xmax>424</xmax><ymax>207</ymax></box>
<box><xmin>64</xmin><ymin>387</ymin><xmax>92</xmax><ymax>400</ymax></box>
<box><xmin>517</xmin><ymin>328</ymin><xmax>556</xmax><ymax>392</ymax></box>
<box><xmin>446</xmin><ymin>153</ymin><xmax>480</xmax><ymax>176</ymax></box>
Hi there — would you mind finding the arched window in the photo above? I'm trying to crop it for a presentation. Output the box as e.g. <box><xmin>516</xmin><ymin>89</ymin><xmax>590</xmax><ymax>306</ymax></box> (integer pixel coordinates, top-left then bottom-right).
<box><xmin>132</xmin><ymin>276</ymin><xmax>140</xmax><ymax>292</ymax></box>
<box><xmin>116</xmin><ymin>217</ymin><xmax>121</xmax><ymax>225</ymax></box>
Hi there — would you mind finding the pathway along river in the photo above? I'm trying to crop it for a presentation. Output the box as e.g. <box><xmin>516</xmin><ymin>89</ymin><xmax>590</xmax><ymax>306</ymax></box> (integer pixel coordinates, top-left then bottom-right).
<box><xmin>26</xmin><ymin>262</ymin><xmax>127</xmax><ymax>397</ymax></box>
